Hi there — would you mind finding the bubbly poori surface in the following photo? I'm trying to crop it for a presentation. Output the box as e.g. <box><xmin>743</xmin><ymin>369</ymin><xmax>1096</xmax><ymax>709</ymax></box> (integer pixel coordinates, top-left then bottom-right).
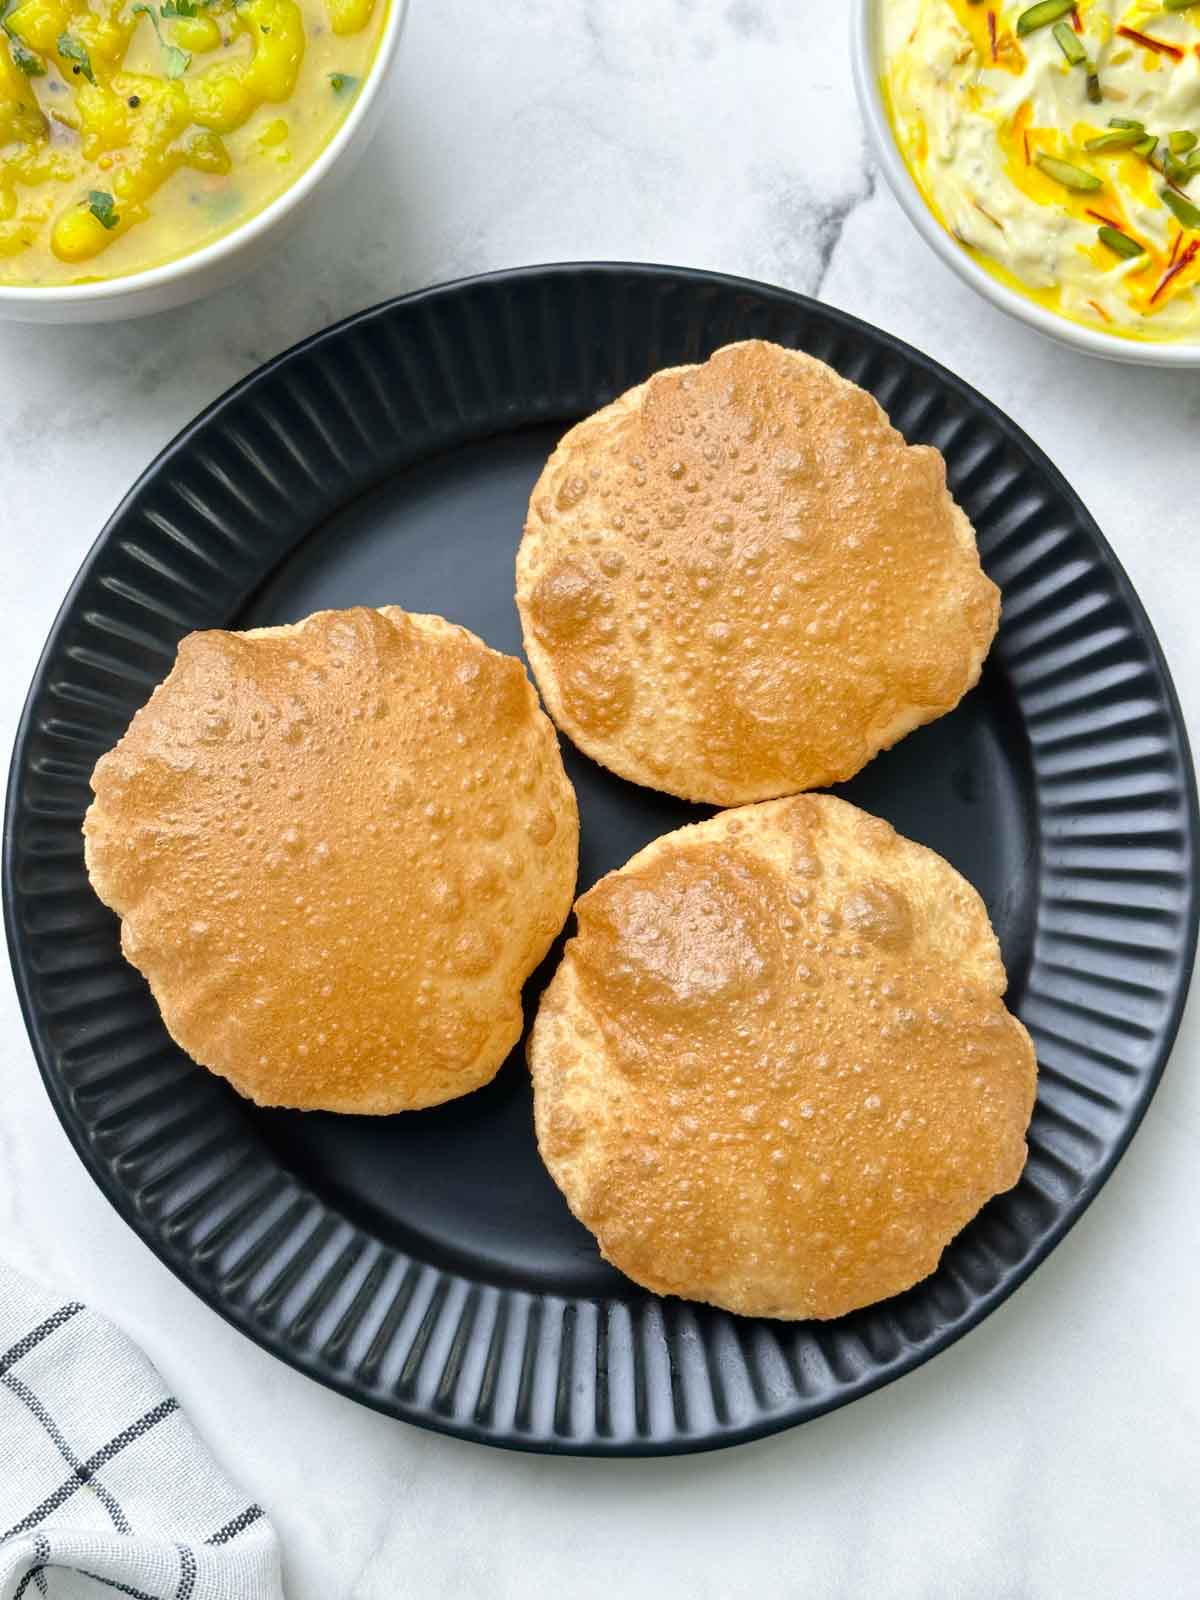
<box><xmin>529</xmin><ymin>794</ymin><xmax>1037</xmax><ymax>1320</ymax></box>
<box><xmin>83</xmin><ymin>606</ymin><xmax>578</xmax><ymax>1114</ymax></box>
<box><xmin>516</xmin><ymin>340</ymin><xmax>1000</xmax><ymax>805</ymax></box>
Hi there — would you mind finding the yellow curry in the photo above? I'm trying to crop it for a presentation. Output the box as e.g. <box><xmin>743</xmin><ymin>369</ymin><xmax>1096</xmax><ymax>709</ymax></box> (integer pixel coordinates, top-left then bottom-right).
<box><xmin>0</xmin><ymin>0</ymin><xmax>386</xmax><ymax>285</ymax></box>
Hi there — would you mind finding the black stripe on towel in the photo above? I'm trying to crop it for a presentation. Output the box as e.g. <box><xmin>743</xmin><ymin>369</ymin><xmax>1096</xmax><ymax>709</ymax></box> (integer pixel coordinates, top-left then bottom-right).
<box><xmin>0</xmin><ymin>1304</ymin><xmax>84</xmax><ymax>1377</ymax></box>
<box><xmin>2</xmin><ymin>1398</ymin><xmax>179</xmax><ymax>1541</ymax></box>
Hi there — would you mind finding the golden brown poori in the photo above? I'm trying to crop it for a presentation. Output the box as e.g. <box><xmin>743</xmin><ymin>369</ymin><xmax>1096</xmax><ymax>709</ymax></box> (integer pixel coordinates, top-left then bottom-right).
<box><xmin>528</xmin><ymin>794</ymin><xmax>1036</xmax><ymax>1320</ymax></box>
<box><xmin>84</xmin><ymin>606</ymin><xmax>578</xmax><ymax>1114</ymax></box>
<box><xmin>516</xmin><ymin>340</ymin><xmax>999</xmax><ymax>805</ymax></box>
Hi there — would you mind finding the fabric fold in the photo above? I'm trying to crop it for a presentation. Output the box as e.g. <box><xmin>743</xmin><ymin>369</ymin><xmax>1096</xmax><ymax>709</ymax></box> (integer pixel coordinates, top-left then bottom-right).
<box><xmin>0</xmin><ymin>1264</ymin><xmax>282</xmax><ymax>1600</ymax></box>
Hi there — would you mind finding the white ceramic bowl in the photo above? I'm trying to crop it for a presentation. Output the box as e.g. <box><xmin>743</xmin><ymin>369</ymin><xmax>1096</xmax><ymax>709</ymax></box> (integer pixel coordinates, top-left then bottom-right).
<box><xmin>0</xmin><ymin>0</ymin><xmax>408</xmax><ymax>324</ymax></box>
<box><xmin>851</xmin><ymin>0</ymin><xmax>1200</xmax><ymax>367</ymax></box>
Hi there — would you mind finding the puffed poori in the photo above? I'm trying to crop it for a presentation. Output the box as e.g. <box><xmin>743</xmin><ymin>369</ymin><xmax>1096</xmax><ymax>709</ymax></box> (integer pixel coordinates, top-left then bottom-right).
<box><xmin>528</xmin><ymin>794</ymin><xmax>1036</xmax><ymax>1320</ymax></box>
<box><xmin>84</xmin><ymin>606</ymin><xmax>578</xmax><ymax>1114</ymax></box>
<box><xmin>516</xmin><ymin>340</ymin><xmax>999</xmax><ymax>805</ymax></box>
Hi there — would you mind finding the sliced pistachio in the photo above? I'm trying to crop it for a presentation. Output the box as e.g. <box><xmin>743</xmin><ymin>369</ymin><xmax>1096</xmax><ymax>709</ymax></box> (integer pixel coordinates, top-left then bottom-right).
<box><xmin>1109</xmin><ymin>117</ymin><xmax>1145</xmax><ymax>131</ymax></box>
<box><xmin>1016</xmin><ymin>0</ymin><xmax>1076</xmax><ymax>35</ymax></box>
<box><xmin>1052</xmin><ymin>20</ymin><xmax>1087</xmax><ymax>63</ymax></box>
<box><xmin>1034</xmin><ymin>152</ymin><xmax>1104</xmax><ymax>190</ymax></box>
<box><xmin>1097</xmin><ymin>226</ymin><xmax>1145</xmax><ymax>259</ymax></box>
<box><xmin>1087</xmin><ymin>69</ymin><xmax>1102</xmax><ymax>104</ymax></box>
<box><xmin>1049</xmin><ymin>19</ymin><xmax>1088</xmax><ymax>63</ymax></box>
<box><xmin>1085</xmin><ymin>128</ymin><xmax>1144</xmax><ymax>150</ymax></box>
<box><xmin>1163</xmin><ymin>188</ymin><xmax>1200</xmax><ymax>228</ymax></box>
<box><xmin>1133</xmin><ymin>134</ymin><xmax>1158</xmax><ymax>157</ymax></box>
<box><xmin>1163</xmin><ymin>150</ymin><xmax>1196</xmax><ymax>184</ymax></box>
<box><xmin>1168</xmin><ymin>130</ymin><xmax>1198</xmax><ymax>155</ymax></box>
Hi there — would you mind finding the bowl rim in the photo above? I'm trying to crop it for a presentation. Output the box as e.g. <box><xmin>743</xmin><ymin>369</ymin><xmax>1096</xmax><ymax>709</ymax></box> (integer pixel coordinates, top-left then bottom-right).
<box><xmin>0</xmin><ymin>0</ymin><xmax>408</xmax><ymax>307</ymax></box>
<box><xmin>850</xmin><ymin>0</ymin><xmax>1200</xmax><ymax>368</ymax></box>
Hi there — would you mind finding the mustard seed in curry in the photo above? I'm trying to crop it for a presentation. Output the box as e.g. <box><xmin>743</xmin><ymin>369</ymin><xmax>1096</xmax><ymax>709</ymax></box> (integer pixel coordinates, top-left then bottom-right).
<box><xmin>0</xmin><ymin>0</ymin><xmax>386</xmax><ymax>285</ymax></box>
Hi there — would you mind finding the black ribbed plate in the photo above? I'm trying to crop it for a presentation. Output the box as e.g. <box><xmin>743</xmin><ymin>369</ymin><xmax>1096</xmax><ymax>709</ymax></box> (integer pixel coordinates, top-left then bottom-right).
<box><xmin>5</xmin><ymin>265</ymin><xmax>1197</xmax><ymax>1455</ymax></box>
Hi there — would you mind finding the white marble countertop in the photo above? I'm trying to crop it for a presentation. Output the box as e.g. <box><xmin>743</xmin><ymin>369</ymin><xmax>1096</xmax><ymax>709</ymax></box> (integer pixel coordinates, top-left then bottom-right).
<box><xmin>3</xmin><ymin>3</ymin><xmax>1198</xmax><ymax>1596</ymax></box>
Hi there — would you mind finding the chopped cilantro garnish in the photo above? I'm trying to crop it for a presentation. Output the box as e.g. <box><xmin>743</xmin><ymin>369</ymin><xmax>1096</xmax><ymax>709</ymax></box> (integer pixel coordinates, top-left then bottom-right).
<box><xmin>87</xmin><ymin>190</ymin><xmax>120</xmax><ymax>229</ymax></box>
<box><xmin>132</xmin><ymin>3</ymin><xmax>190</xmax><ymax>76</ymax></box>
<box><xmin>7</xmin><ymin>34</ymin><xmax>45</xmax><ymax>73</ymax></box>
<box><xmin>57</xmin><ymin>32</ymin><xmax>95</xmax><ymax>83</ymax></box>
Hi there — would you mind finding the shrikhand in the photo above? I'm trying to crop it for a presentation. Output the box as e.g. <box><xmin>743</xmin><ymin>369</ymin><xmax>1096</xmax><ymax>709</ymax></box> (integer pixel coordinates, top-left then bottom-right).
<box><xmin>884</xmin><ymin>0</ymin><xmax>1200</xmax><ymax>341</ymax></box>
<box><xmin>0</xmin><ymin>0</ymin><xmax>386</xmax><ymax>287</ymax></box>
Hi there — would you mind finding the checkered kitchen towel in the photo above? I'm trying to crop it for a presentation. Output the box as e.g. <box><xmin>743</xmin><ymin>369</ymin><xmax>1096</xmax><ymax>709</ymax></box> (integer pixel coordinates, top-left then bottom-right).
<box><xmin>0</xmin><ymin>1264</ymin><xmax>282</xmax><ymax>1599</ymax></box>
